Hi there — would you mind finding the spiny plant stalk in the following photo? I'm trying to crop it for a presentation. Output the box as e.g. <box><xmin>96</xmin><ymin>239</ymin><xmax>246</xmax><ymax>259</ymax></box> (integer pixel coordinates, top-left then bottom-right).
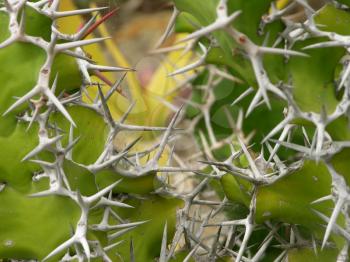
<box><xmin>151</xmin><ymin>0</ymin><xmax>350</xmax><ymax>261</ymax></box>
<box><xmin>0</xmin><ymin>0</ymin><xmax>186</xmax><ymax>261</ymax></box>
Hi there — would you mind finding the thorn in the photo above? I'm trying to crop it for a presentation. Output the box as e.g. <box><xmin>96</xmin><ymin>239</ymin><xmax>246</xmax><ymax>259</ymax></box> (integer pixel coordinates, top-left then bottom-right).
<box><xmin>104</xmin><ymin>240</ymin><xmax>125</xmax><ymax>252</ymax></box>
<box><xmin>97</xmin><ymin>84</ymin><xmax>115</xmax><ymax>127</ymax></box>
<box><xmin>76</xmin><ymin>14</ymin><xmax>98</xmax><ymax>39</ymax></box>
<box><xmin>66</xmin><ymin>125</ymin><xmax>76</xmax><ymax>160</ymax></box>
<box><xmin>152</xmin><ymin>105</ymin><xmax>183</xmax><ymax>163</ymax></box>
<box><xmin>43</xmin><ymin>237</ymin><xmax>75</xmax><ymax>261</ymax></box>
<box><xmin>154</xmin><ymin>6</ymin><xmax>179</xmax><ymax>49</ymax></box>
<box><xmin>245</xmin><ymin>91</ymin><xmax>263</xmax><ymax>117</ymax></box>
<box><xmin>266</xmin><ymin>124</ymin><xmax>293</xmax><ymax>163</ymax></box>
<box><xmin>269</xmin><ymin>139</ymin><xmax>310</xmax><ymax>154</ymax></box>
<box><xmin>61</xmin><ymin>49</ymin><xmax>95</xmax><ymax>63</ymax></box>
<box><xmin>130</xmin><ymin>238</ymin><xmax>135</xmax><ymax>262</ymax></box>
<box><xmin>3</xmin><ymin>87</ymin><xmax>40</xmax><ymax>116</ymax></box>
<box><xmin>168</xmin><ymin>42</ymin><xmax>208</xmax><ymax>76</ymax></box>
<box><xmin>338</xmin><ymin>59</ymin><xmax>350</xmax><ymax>90</ymax></box>
<box><xmin>44</xmin><ymin>88</ymin><xmax>76</xmax><ymax>127</ymax></box>
<box><xmin>29</xmin><ymin>189</ymin><xmax>59</xmax><ymax>198</ymax></box>
<box><xmin>81</xmin><ymin>7</ymin><xmax>119</xmax><ymax>39</ymax></box>
<box><xmin>303</xmin><ymin>41</ymin><xmax>342</xmax><ymax>50</ymax></box>
<box><xmin>86</xmin><ymin>179</ymin><xmax>122</xmax><ymax>204</ymax></box>
<box><xmin>51</xmin><ymin>73</ymin><xmax>59</xmax><ymax>94</ymax></box>
<box><xmin>159</xmin><ymin>221</ymin><xmax>168</xmax><ymax>262</ymax></box>
<box><xmin>313</xmin><ymin>208</ymin><xmax>350</xmax><ymax>243</ymax></box>
<box><xmin>250</xmin><ymin>58</ymin><xmax>271</xmax><ymax>111</ymax></box>
<box><xmin>311</xmin><ymin>195</ymin><xmax>333</xmax><ymax>205</ymax></box>
<box><xmin>22</xmin><ymin>134</ymin><xmax>64</xmax><ymax>161</ymax></box>
<box><xmin>92</xmin><ymin>70</ymin><xmax>125</xmax><ymax>97</ymax></box>
<box><xmin>258</xmin><ymin>46</ymin><xmax>309</xmax><ymax>57</ymax></box>
<box><xmin>55</xmin><ymin>37</ymin><xmax>111</xmax><ymax>52</ymax></box>
<box><xmin>231</xmin><ymin>87</ymin><xmax>254</xmax><ymax>106</ymax></box>
<box><xmin>118</xmin><ymin>100</ymin><xmax>136</xmax><ymax>124</ymax></box>
<box><xmin>108</xmin><ymin>226</ymin><xmax>137</xmax><ymax>241</ymax></box>
<box><xmin>93</xmin><ymin>196</ymin><xmax>133</xmax><ymax>209</ymax></box>
<box><xmin>177</xmin><ymin>10</ymin><xmax>242</xmax><ymax>43</ymax></box>
<box><xmin>88</xmin><ymin>64</ymin><xmax>135</xmax><ymax>73</ymax></box>
<box><xmin>238</xmin><ymin>136</ymin><xmax>262</xmax><ymax>179</ymax></box>
<box><xmin>321</xmin><ymin>197</ymin><xmax>345</xmax><ymax>249</ymax></box>
<box><xmin>91</xmin><ymin>221</ymin><xmax>147</xmax><ymax>231</ymax></box>
<box><xmin>262</xmin><ymin>116</ymin><xmax>291</xmax><ymax>144</ymax></box>
<box><xmin>105</xmin><ymin>73</ymin><xmax>127</xmax><ymax>101</ymax></box>
<box><xmin>183</xmin><ymin>244</ymin><xmax>200</xmax><ymax>262</ymax></box>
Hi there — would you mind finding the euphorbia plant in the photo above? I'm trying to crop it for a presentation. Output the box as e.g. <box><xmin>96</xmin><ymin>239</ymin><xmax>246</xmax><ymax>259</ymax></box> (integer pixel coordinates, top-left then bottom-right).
<box><xmin>3</xmin><ymin>0</ymin><xmax>350</xmax><ymax>261</ymax></box>
<box><xmin>158</xmin><ymin>0</ymin><xmax>350</xmax><ymax>261</ymax></box>
<box><xmin>0</xmin><ymin>0</ymin><xmax>189</xmax><ymax>260</ymax></box>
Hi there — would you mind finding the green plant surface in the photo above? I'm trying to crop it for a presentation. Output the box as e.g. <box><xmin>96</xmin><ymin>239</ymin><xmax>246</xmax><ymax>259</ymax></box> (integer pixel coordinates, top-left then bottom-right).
<box><xmin>0</xmin><ymin>186</ymin><xmax>80</xmax><ymax>260</ymax></box>
<box><xmin>0</xmin><ymin>122</ymin><xmax>40</xmax><ymax>193</ymax></box>
<box><xmin>0</xmin><ymin>12</ymin><xmax>9</xmax><ymax>42</ymax></box>
<box><xmin>220</xmin><ymin>173</ymin><xmax>251</xmax><ymax>206</ymax></box>
<box><xmin>287</xmin><ymin>247</ymin><xmax>338</xmax><ymax>262</ymax></box>
<box><xmin>256</xmin><ymin>161</ymin><xmax>332</xmax><ymax>232</ymax></box>
<box><xmin>108</xmin><ymin>196</ymin><xmax>183</xmax><ymax>261</ymax></box>
<box><xmin>51</xmin><ymin>106</ymin><xmax>108</xmax><ymax>165</ymax></box>
<box><xmin>287</xmin><ymin>39</ymin><xmax>343</xmax><ymax>114</ymax></box>
<box><xmin>314</xmin><ymin>4</ymin><xmax>350</xmax><ymax>36</ymax></box>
